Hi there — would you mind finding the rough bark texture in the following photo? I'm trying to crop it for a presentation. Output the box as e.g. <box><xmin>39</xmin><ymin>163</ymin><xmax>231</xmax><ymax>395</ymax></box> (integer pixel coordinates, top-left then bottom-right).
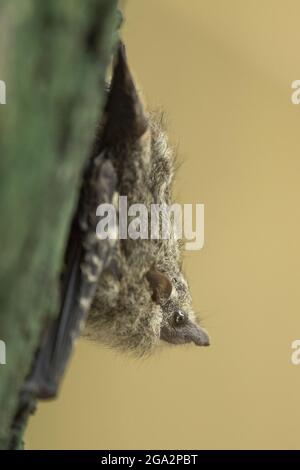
<box><xmin>0</xmin><ymin>0</ymin><xmax>119</xmax><ymax>449</ymax></box>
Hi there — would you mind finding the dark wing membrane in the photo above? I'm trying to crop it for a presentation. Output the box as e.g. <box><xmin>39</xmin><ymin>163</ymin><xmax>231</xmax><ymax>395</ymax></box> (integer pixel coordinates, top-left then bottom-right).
<box><xmin>25</xmin><ymin>156</ymin><xmax>117</xmax><ymax>399</ymax></box>
<box><xmin>23</xmin><ymin>41</ymin><xmax>138</xmax><ymax>399</ymax></box>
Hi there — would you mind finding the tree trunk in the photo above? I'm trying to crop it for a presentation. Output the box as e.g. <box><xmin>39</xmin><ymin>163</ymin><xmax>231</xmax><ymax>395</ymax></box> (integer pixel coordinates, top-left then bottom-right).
<box><xmin>0</xmin><ymin>0</ymin><xmax>119</xmax><ymax>449</ymax></box>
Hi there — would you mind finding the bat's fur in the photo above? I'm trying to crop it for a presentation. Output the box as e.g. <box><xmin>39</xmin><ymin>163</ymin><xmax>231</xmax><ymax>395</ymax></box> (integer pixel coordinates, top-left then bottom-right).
<box><xmin>84</xmin><ymin>44</ymin><xmax>210</xmax><ymax>355</ymax></box>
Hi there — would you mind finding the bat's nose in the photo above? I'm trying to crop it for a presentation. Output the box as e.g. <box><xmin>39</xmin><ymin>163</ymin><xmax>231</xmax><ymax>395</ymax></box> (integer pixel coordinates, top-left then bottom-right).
<box><xmin>201</xmin><ymin>333</ymin><xmax>210</xmax><ymax>347</ymax></box>
<box><xmin>192</xmin><ymin>326</ymin><xmax>210</xmax><ymax>347</ymax></box>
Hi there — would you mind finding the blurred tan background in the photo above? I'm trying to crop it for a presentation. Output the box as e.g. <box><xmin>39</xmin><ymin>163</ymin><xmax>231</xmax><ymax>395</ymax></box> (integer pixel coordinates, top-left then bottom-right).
<box><xmin>26</xmin><ymin>0</ymin><xmax>300</xmax><ymax>449</ymax></box>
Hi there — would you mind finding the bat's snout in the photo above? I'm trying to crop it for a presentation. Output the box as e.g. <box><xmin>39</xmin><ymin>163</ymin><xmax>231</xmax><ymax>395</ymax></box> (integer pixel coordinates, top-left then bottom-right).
<box><xmin>191</xmin><ymin>325</ymin><xmax>210</xmax><ymax>347</ymax></box>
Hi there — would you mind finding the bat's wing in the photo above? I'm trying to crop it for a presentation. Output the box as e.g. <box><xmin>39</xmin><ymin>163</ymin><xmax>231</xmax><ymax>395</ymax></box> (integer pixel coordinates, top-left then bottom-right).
<box><xmin>8</xmin><ymin>41</ymin><xmax>148</xmax><ymax>448</ymax></box>
<box><xmin>9</xmin><ymin>156</ymin><xmax>117</xmax><ymax>448</ymax></box>
<box><xmin>24</xmin><ymin>155</ymin><xmax>117</xmax><ymax>399</ymax></box>
<box><xmin>20</xmin><ymin>41</ymin><xmax>145</xmax><ymax>400</ymax></box>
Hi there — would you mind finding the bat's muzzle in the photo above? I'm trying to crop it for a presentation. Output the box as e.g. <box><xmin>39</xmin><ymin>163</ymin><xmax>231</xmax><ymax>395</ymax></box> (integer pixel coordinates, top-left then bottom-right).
<box><xmin>190</xmin><ymin>325</ymin><xmax>210</xmax><ymax>347</ymax></box>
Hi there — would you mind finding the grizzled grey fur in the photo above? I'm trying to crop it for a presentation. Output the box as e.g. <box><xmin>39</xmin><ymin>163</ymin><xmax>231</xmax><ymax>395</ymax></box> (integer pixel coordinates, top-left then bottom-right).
<box><xmin>84</xmin><ymin>43</ymin><xmax>210</xmax><ymax>355</ymax></box>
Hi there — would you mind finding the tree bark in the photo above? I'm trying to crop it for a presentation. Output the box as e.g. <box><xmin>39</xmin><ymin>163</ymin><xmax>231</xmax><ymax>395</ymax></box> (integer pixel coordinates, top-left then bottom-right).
<box><xmin>0</xmin><ymin>0</ymin><xmax>119</xmax><ymax>449</ymax></box>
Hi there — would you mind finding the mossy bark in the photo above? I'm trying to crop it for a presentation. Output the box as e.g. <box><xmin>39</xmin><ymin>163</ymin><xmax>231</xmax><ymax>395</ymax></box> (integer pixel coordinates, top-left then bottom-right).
<box><xmin>0</xmin><ymin>0</ymin><xmax>119</xmax><ymax>449</ymax></box>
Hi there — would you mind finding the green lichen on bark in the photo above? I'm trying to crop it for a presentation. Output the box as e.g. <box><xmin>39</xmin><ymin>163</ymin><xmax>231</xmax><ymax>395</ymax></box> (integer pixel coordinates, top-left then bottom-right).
<box><xmin>0</xmin><ymin>0</ymin><xmax>119</xmax><ymax>449</ymax></box>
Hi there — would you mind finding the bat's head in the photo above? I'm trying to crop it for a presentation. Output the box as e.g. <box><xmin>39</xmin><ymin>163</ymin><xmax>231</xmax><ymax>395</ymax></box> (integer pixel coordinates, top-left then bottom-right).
<box><xmin>146</xmin><ymin>268</ymin><xmax>210</xmax><ymax>347</ymax></box>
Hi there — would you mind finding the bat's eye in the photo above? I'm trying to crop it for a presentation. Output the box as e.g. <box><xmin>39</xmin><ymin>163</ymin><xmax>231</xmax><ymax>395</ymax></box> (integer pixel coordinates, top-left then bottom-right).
<box><xmin>174</xmin><ymin>310</ymin><xmax>186</xmax><ymax>326</ymax></box>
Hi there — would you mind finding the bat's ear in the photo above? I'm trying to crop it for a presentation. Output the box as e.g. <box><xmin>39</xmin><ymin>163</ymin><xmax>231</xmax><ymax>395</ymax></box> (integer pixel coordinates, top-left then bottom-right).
<box><xmin>102</xmin><ymin>41</ymin><xmax>149</xmax><ymax>144</ymax></box>
<box><xmin>146</xmin><ymin>269</ymin><xmax>172</xmax><ymax>304</ymax></box>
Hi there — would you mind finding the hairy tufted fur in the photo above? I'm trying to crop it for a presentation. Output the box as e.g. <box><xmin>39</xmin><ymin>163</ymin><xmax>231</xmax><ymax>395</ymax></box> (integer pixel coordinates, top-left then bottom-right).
<box><xmin>84</xmin><ymin>43</ymin><xmax>209</xmax><ymax>356</ymax></box>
